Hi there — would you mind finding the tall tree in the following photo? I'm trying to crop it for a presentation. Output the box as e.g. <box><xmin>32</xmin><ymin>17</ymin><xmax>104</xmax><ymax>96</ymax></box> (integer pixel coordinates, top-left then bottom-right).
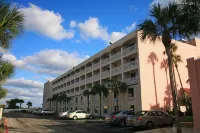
<box><xmin>91</xmin><ymin>84</ymin><xmax>108</xmax><ymax>117</ymax></box>
<box><xmin>0</xmin><ymin>86</ymin><xmax>7</xmax><ymax>99</ymax></box>
<box><xmin>26</xmin><ymin>101</ymin><xmax>32</xmax><ymax>109</ymax></box>
<box><xmin>19</xmin><ymin>99</ymin><xmax>24</xmax><ymax>109</ymax></box>
<box><xmin>0</xmin><ymin>0</ymin><xmax>24</xmax><ymax>49</ymax></box>
<box><xmin>52</xmin><ymin>94</ymin><xmax>59</xmax><ymax>113</ymax></box>
<box><xmin>83</xmin><ymin>90</ymin><xmax>90</xmax><ymax>112</ymax></box>
<box><xmin>138</xmin><ymin>2</ymin><xmax>200</xmax><ymax>133</ymax></box>
<box><xmin>107</xmin><ymin>80</ymin><xmax>128</xmax><ymax>111</ymax></box>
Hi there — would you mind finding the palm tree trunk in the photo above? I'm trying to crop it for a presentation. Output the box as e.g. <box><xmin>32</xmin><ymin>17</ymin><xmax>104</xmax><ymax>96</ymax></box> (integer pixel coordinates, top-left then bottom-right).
<box><xmin>153</xmin><ymin>64</ymin><xmax>158</xmax><ymax>105</ymax></box>
<box><xmin>175</xmin><ymin>66</ymin><xmax>187</xmax><ymax>110</ymax></box>
<box><xmin>166</xmin><ymin>48</ymin><xmax>182</xmax><ymax>133</ymax></box>
<box><xmin>173</xmin><ymin>66</ymin><xmax>181</xmax><ymax>111</ymax></box>
<box><xmin>99</xmin><ymin>94</ymin><xmax>102</xmax><ymax>117</ymax></box>
<box><xmin>116</xmin><ymin>93</ymin><xmax>119</xmax><ymax>111</ymax></box>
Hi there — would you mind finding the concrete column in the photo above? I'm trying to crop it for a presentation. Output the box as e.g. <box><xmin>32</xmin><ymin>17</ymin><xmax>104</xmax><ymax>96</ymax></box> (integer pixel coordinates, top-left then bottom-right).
<box><xmin>187</xmin><ymin>58</ymin><xmax>200</xmax><ymax>130</ymax></box>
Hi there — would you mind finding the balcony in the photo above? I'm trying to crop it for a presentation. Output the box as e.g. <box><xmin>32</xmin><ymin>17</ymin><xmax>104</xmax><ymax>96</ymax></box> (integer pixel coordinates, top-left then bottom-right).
<box><xmin>93</xmin><ymin>74</ymin><xmax>100</xmax><ymax>81</ymax></box>
<box><xmin>123</xmin><ymin>45</ymin><xmax>136</xmax><ymax>57</ymax></box>
<box><xmin>102</xmin><ymin>58</ymin><xmax>109</xmax><ymax>66</ymax></box>
<box><xmin>80</xmin><ymin>69</ymin><xmax>85</xmax><ymax>75</ymax></box>
<box><xmin>110</xmin><ymin>52</ymin><xmax>121</xmax><ymax>62</ymax></box>
<box><xmin>124</xmin><ymin>77</ymin><xmax>138</xmax><ymax>85</ymax></box>
<box><xmin>111</xmin><ymin>66</ymin><xmax>122</xmax><ymax>76</ymax></box>
<box><xmin>101</xmin><ymin>70</ymin><xmax>110</xmax><ymax>78</ymax></box>
<box><xmin>86</xmin><ymin>77</ymin><xmax>92</xmax><ymax>84</ymax></box>
<box><xmin>86</xmin><ymin>66</ymin><xmax>92</xmax><ymax>73</ymax></box>
<box><xmin>123</xmin><ymin>61</ymin><xmax>137</xmax><ymax>71</ymax></box>
<box><xmin>93</xmin><ymin>62</ymin><xmax>100</xmax><ymax>69</ymax></box>
<box><xmin>79</xmin><ymin>80</ymin><xmax>85</xmax><ymax>86</ymax></box>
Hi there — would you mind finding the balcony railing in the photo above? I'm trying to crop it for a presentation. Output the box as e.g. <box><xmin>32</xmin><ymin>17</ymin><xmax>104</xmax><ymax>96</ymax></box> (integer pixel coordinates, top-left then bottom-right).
<box><xmin>123</xmin><ymin>61</ymin><xmax>137</xmax><ymax>71</ymax></box>
<box><xmin>86</xmin><ymin>77</ymin><xmax>92</xmax><ymax>84</ymax></box>
<box><xmin>93</xmin><ymin>62</ymin><xmax>100</xmax><ymax>69</ymax></box>
<box><xmin>110</xmin><ymin>52</ymin><xmax>121</xmax><ymax>62</ymax></box>
<box><xmin>111</xmin><ymin>66</ymin><xmax>122</xmax><ymax>75</ymax></box>
<box><xmin>124</xmin><ymin>77</ymin><xmax>138</xmax><ymax>85</ymax></box>
<box><xmin>93</xmin><ymin>74</ymin><xmax>100</xmax><ymax>81</ymax></box>
<box><xmin>123</xmin><ymin>45</ymin><xmax>136</xmax><ymax>56</ymax></box>
<box><xmin>101</xmin><ymin>70</ymin><xmax>110</xmax><ymax>78</ymax></box>
<box><xmin>86</xmin><ymin>66</ymin><xmax>92</xmax><ymax>73</ymax></box>
<box><xmin>102</xmin><ymin>58</ymin><xmax>109</xmax><ymax>66</ymax></box>
<box><xmin>79</xmin><ymin>80</ymin><xmax>85</xmax><ymax>86</ymax></box>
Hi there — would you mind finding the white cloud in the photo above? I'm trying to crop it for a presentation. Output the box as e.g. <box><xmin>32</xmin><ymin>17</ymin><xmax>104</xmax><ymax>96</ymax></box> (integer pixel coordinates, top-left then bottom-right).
<box><xmin>20</xmin><ymin>3</ymin><xmax>75</xmax><ymax>40</ymax></box>
<box><xmin>126</xmin><ymin>22</ymin><xmax>136</xmax><ymax>32</ymax></box>
<box><xmin>109</xmin><ymin>32</ymin><xmax>127</xmax><ymax>43</ymax></box>
<box><xmin>78</xmin><ymin>17</ymin><xmax>109</xmax><ymax>41</ymax></box>
<box><xmin>1</xmin><ymin>49</ymin><xmax>89</xmax><ymax>76</ymax></box>
<box><xmin>151</xmin><ymin>0</ymin><xmax>180</xmax><ymax>6</ymax></box>
<box><xmin>70</xmin><ymin>20</ymin><xmax>77</xmax><ymax>28</ymax></box>
<box><xmin>4</xmin><ymin>78</ymin><xmax>43</xmax><ymax>89</ymax></box>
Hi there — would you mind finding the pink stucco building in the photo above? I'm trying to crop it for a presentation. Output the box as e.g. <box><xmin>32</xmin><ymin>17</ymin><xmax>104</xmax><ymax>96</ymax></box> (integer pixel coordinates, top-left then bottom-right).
<box><xmin>43</xmin><ymin>30</ymin><xmax>200</xmax><ymax>116</ymax></box>
<box><xmin>187</xmin><ymin>58</ymin><xmax>200</xmax><ymax>130</ymax></box>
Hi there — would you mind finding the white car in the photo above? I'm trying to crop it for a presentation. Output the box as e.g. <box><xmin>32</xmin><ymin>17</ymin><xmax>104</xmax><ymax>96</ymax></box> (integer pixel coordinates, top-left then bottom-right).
<box><xmin>68</xmin><ymin>110</ymin><xmax>94</xmax><ymax>120</ymax></box>
<box><xmin>40</xmin><ymin>109</ymin><xmax>54</xmax><ymax>115</ymax></box>
<box><xmin>58</xmin><ymin>111</ymin><xmax>73</xmax><ymax>118</ymax></box>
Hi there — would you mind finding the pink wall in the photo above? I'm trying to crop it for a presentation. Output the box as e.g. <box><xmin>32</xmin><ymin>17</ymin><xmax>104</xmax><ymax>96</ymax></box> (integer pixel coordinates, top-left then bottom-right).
<box><xmin>187</xmin><ymin>58</ymin><xmax>200</xmax><ymax>130</ymax></box>
<box><xmin>137</xmin><ymin>32</ymin><xmax>200</xmax><ymax>110</ymax></box>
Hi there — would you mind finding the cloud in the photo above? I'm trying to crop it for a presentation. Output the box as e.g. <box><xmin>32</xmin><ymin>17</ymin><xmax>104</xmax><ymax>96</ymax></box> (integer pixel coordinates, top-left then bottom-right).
<box><xmin>126</xmin><ymin>22</ymin><xmax>136</xmax><ymax>32</ymax></box>
<box><xmin>4</xmin><ymin>78</ymin><xmax>43</xmax><ymax>89</ymax></box>
<box><xmin>77</xmin><ymin>17</ymin><xmax>109</xmax><ymax>41</ymax></box>
<box><xmin>151</xmin><ymin>0</ymin><xmax>180</xmax><ymax>6</ymax></box>
<box><xmin>1</xmin><ymin>49</ymin><xmax>89</xmax><ymax>76</ymax></box>
<box><xmin>109</xmin><ymin>32</ymin><xmax>127</xmax><ymax>43</ymax></box>
<box><xmin>20</xmin><ymin>3</ymin><xmax>74</xmax><ymax>40</ymax></box>
<box><xmin>129</xmin><ymin>5</ymin><xmax>138</xmax><ymax>12</ymax></box>
<box><xmin>70</xmin><ymin>20</ymin><xmax>77</xmax><ymax>28</ymax></box>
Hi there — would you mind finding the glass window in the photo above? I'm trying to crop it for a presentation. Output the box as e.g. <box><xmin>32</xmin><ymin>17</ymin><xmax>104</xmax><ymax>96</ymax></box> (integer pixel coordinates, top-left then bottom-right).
<box><xmin>110</xmin><ymin>111</ymin><xmax>121</xmax><ymax>115</ymax></box>
<box><xmin>128</xmin><ymin>88</ymin><xmax>134</xmax><ymax>97</ymax></box>
<box><xmin>127</xmin><ymin>111</ymin><xmax>135</xmax><ymax>115</ymax></box>
<box><xmin>71</xmin><ymin>107</ymin><xmax>73</xmax><ymax>111</ymax></box>
<box><xmin>75</xmin><ymin>107</ymin><xmax>77</xmax><ymax>110</ymax></box>
<box><xmin>157</xmin><ymin>111</ymin><xmax>168</xmax><ymax>116</ymax></box>
<box><xmin>114</xmin><ymin>92</ymin><xmax>117</xmax><ymax>99</ymax></box>
<box><xmin>95</xmin><ymin>107</ymin><xmax>98</xmax><ymax>113</ymax></box>
<box><xmin>148</xmin><ymin>111</ymin><xmax>158</xmax><ymax>116</ymax></box>
<box><xmin>114</xmin><ymin>106</ymin><xmax>118</xmax><ymax>111</ymax></box>
<box><xmin>135</xmin><ymin>111</ymin><xmax>147</xmax><ymax>116</ymax></box>
<box><xmin>76</xmin><ymin>111</ymin><xmax>81</xmax><ymax>113</ymax></box>
<box><xmin>122</xmin><ymin>111</ymin><xmax>129</xmax><ymax>115</ymax></box>
<box><xmin>104</xmin><ymin>106</ymin><xmax>108</xmax><ymax>114</ymax></box>
<box><xmin>81</xmin><ymin>97</ymin><xmax>83</xmax><ymax>102</ymax></box>
<box><xmin>129</xmin><ymin>105</ymin><xmax>135</xmax><ymax>111</ymax></box>
<box><xmin>82</xmin><ymin>111</ymin><xmax>87</xmax><ymax>113</ymax></box>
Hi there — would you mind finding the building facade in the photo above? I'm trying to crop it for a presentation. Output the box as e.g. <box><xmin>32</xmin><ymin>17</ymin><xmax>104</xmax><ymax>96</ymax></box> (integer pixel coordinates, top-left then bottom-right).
<box><xmin>43</xmin><ymin>30</ymin><xmax>200</xmax><ymax>116</ymax></box>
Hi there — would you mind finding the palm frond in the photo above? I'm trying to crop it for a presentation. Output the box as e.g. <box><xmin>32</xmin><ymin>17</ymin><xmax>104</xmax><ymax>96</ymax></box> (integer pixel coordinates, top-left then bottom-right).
<box><xmin>0</xmin><ymin>59</ymin><xmax>15</xmax><ymax>83</ymax></box>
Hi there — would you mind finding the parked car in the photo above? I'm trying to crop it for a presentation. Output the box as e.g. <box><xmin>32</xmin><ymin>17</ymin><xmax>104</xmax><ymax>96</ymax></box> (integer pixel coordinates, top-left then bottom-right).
<box><xmin>105</xmin><ymin>110</ymin><xmax>135</xmax><ymax>126</ymax></box>
<box><xmin>68</xmin><ymin>110</ymin><xmax>94</xmax><ymax>120</ymax></box>
<box><xmin>28</xmin><ymin>109</ymin><xmax>34</xmax><ymax>113</ymax></box>
<box><xmin>39</xmin><ymin>109</ymin><xmax>54</xmax><ymax>115</ymax></box>
<box><xmin>35</xmin><ymin>109</ymin><xmax>42</xmax><ymax>115</ymax></box>
<box><xmin>58</xmin><ymin>111</ymin><xmax>73</xmax><ymax>118</ymax></box>
<box><xmin>126</xmin><ymin>110</ymin><xmax>175</xmax><ymax>129</ymax></box>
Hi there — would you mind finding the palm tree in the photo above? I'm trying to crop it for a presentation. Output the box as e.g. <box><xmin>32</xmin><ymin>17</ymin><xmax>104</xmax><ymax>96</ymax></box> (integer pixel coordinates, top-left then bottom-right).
<box><xmin>0</xmin><ymin>87</ymin><xmax>7</xmax><ymax>99</ymax></box>
<box><xmin>60</xmin><ymin>93</ymin><xmax>67</xmax><ymax>111</ymax></box>
<box><xmin>91</xmin><ymin>84</ymin><xmax>108</xmax><ymax>117</ymax></box>
<box><xmin>26</xmin><ymin>101</ymin><xmax>32</xmax><ymax>109</ymax></box>
<box><xmin>83</xmin><ymin>90</ymin><xmax>90</xmax><ymax>112</ymax></box>
<box><xmin>19</xmin><ymin>99</ymin><xmax>24</xmax><ymax>109</ymax></box>
<box><xmin>47</xmin><ymin>98</ymin><xmax>52</xmax><ymax>110</ymax></box>
<box><xmin>138</xmin><ymin>2</ymin><xmax>200</xmax><ymax>132</ymax></box>
<box><xmin>0</xmin><ymin>1</ymin><xmax>24</xmax><ymax>49</ymax></box>
<box><xmin>0</xmin><ymin>59</ymin><xmax>14</xmax><ymax>83</ymax></box>
<box><xmin>52</xmin><ymin>94</ymin><xmax>59</xmax><ymax>113</ymax></box>
<box><xmin>107</xmin><ymin>80</ymin><xmax>128</xmax><ymax>111</ymax></box>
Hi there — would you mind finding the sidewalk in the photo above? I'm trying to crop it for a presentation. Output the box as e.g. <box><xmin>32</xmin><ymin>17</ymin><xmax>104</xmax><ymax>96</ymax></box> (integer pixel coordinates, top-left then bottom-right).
<box><xmin>138</xmin><ymin>127</ymin><xmax>200</xmax><ymax>133</ymax></box>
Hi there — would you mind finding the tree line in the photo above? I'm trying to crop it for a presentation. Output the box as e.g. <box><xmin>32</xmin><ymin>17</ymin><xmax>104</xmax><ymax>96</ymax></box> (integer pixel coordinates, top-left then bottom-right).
<box><xmin>6</xmin><ymin>98</ymin><xmax>32</xmax><ymax>109</ymax></box>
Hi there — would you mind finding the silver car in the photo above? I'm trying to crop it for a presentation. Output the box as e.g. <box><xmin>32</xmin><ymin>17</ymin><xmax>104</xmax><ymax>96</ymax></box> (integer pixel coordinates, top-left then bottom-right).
<box><xmin>105</xmin><ymin>110</ymin><xmax>135</xmax><ymax>127</ymax></box>
<box><xmin>126</xmin><ymin>110</ymin><xmax>175</xmax><ymax>129</ymax></box>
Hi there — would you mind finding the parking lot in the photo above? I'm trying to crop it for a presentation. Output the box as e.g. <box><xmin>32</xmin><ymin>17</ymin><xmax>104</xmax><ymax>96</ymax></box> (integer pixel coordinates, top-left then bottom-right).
<box><xmin>4</xmin><ymin>112</ymin><xmax>170</xmax><ymax>133</ymax></box>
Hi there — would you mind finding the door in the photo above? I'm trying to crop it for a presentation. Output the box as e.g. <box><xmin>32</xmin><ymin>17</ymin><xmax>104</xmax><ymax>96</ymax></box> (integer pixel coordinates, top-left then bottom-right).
<box><xmin>157</xmin><ymin>111</ymin><xmax>170</xmax><ymax>125</ymax></box>
<box><xmin>147</xmin><ymin>111</ymin><xmax>160</xmax><ymax>126</ymax></box>
<box><xmin>75</xmin><ymin>111</ymin><xmax>83</xmax><ymax>118</ymax></box>
<box><xmin>81</xmin><ymin>111</ymin><xmax>87</xmax><ymax>118</ymax></box>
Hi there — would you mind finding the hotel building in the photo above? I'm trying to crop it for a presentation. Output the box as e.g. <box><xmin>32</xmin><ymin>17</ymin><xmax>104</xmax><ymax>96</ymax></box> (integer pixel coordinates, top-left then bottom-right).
<box><xmin>43</xmin><ymin>30</ymin><xmax>200</xmax><ymax>116</ymax></box>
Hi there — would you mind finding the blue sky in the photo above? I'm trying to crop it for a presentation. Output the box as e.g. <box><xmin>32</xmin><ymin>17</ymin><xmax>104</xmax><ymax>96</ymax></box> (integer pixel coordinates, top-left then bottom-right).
<box><xmin>0</xmin><ymin>0</ymin><xmax>174</xmax><ymax>107</ymax></box>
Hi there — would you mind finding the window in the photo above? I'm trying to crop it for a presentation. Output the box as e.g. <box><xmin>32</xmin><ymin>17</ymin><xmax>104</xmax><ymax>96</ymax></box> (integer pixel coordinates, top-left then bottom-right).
<box><xmin>76</xmin><ymin>111</ymin><xmax>81</xmax><ymax>113</ymax></box>
<box><xmin>71</xmin><ymin>107</ymin><xmax>73</xmax><ymax>111</ymax></box>
<box><xmin>82</xmin><ymin>111</ymin><xmax>87</xmax><ymax>113</ymax></box>
<box><xmin>114</xmin><ymin>106</ymin><xmax>118</xmax><ymax>111</ymax></box>
<box><xmin>67</xmin><ymin>107</ymin><xmax>68</xmax><ymax>111</ymax></box>
<box><xmin>63</xmin><ymin>108</ymin><xmax>64</xmax><ymax>111</ymax></box>
<box><xmin>104</xmin><ymin>106</ymin><xmax>108</xmax><ymax>114</ymax></box>
<box><xmin>157</xmin><ymin>111</ymin><xmax>168</xmax><ymax>116</ymax></box>
<box><xmin>129</xmin><ymin>105</ymin><xmax>135</xmax><ymax>111</ymax></box>
<box><xmin>95</xmin><ymin>107</ymin><xmax>98</xmax><ymax>113</ymax></box>
<box><xmin>81</xmin><ymin>97</ymin><xmax>83</xmax><ymax>102</ymax></box>
<box><xmin>131</xmin><ymin>72</ymin><xmax>136</xmax><ymax>78</ymax></box>
<box><xmin>114</xmin><ymin>92</ymin><xmax>117</xmax><ymax>99</ymax></box>
<box><xmin>75</xmin><ymin>107</ymin><xmax>77</xmax><ymax>110</ymax></box>
<box><xmin>130</xmin><ymin>57</ymin><xmax>136</xmax><ymax>62</ymax></box>
<box><xmin>127</xmin><ymin>111</ymin><xmax>135</xmax><ymax>115</ymax></box>
<box><xmin>76</xmin><ymin>97</ymin><xmax>78</xmax><ymax>103</ymax></box>
<box><xmin>128</xmin><ymin>88</ymin><xmax>134</xmax><ymax>97</ymax></box>
<box><xmin>148</xmin><ymin>111</ymin><xmax>158</xmax><ymax>116</ymax></box>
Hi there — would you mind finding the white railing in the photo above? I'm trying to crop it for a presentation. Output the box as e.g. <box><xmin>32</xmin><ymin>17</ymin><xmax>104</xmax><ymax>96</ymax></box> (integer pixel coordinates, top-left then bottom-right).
<box><xmin>111</xmin><ymin>66</ymin><xmax>122</xmax><ymax>75</ymax></box>
<box><xmin>86</xmin><ymin>77</ymin><xmax>92</xmax><ymax>84</ymax></box>
<box><xmin>93</xmin><ymin>62</ymin><xmax>100</xmax><ymax>69</ymax></box>
<box><xmin>102</xmin><ymin>58</ymin><xmax>109</xmax><ymax>65</ymax></box>
<box><xmin>93</xmin><ymin>74</ymin><xmax>100</xmax><ymax>81</ymax></box>
<box><xmin>123</xmin><ymin>61</ymin><xmax>137</xmax><ymax>71</ymax></box>
<box><xmin>110</xmin><ymin>52</ymin><xmax>121</xmax><ymax>62</ymax></box>
<box><xmin>101</xmin><ymin>70</ymin><xmax>110</xmax><ymax>78</ymax></box>
<box><xmin>123</xmin><ymin>45</ymin><xmax>136</xmax><ymax>56</ymax></box>
<box><xmin>124</xmin><ymin>77</ymin><xmax>138</xmax><ymax>85</ymax></box>
<box><xmin>86</xmin><ymin>66</ymin><xmax>92</xmax><ymax>73</ymax></box>
<box><xmin>79</xmin><ymin>80</ymin><xmax>85</xmax><ymax>86</ymax></box>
